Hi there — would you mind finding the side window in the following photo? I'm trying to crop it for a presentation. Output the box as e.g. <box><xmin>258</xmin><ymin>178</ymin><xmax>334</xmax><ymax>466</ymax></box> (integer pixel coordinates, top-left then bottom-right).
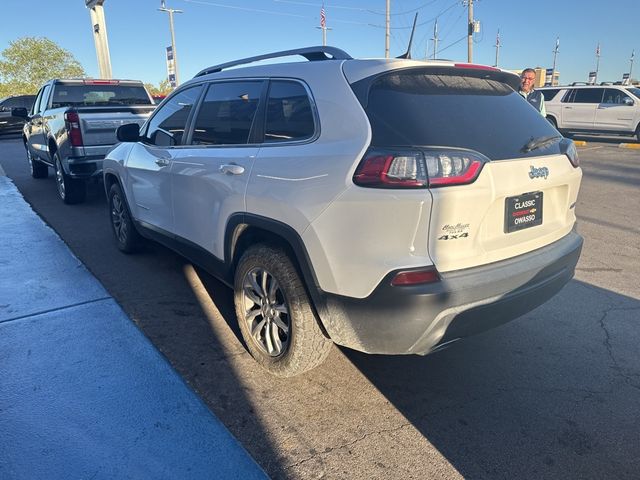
<box><xmin>603</xmin><ymin>88</ymin><xmax>631</xmax><ymax>105</ymax></box>
<box><xmin>540</xmin><ymin>89</ymin><xmax>560</xmax><ymax>102</ymax></box>
<box><xmin>145</xmin><ymin>85</ymin><xmax>203</xmax><ymax>147</ymax></box>
<box><xmin>264</xmin><ymin>80</ymin><xmax>315</xmax><ymax>143</ymax></box>
<box><xmin>36</xmin><ymin>85</ymin><xmax>52</xmax><ymax>113</ymax></box>
<box><xmin>562</xmin><ymin>89</ymin><xmax>575</xmax><ymax>103</ymax></box>
<box><xmin>191</xmin><ymin>81</ymin><xmax>263</xmax><ymax>146</ymax></box>
<box><xmin>31</xmin><ymin>89</ymin><xmax>44</xmax><ymax>115</ymax></box>
<box><xmin>573</xmin><ymin>88</ymin><xmax>604</xmax><ymax>104</ymax></box>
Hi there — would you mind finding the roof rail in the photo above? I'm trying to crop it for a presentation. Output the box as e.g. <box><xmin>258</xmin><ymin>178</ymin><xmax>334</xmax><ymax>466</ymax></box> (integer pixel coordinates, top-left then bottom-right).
<box><xmin>195</xmin><ymin>46</ymin><xmax>352</xmax><ymax>78</ymax></box>
<box><xmin>570</xmin><ymin>82</ymin><xmax>590</xmax><ymax>86</ymax></box>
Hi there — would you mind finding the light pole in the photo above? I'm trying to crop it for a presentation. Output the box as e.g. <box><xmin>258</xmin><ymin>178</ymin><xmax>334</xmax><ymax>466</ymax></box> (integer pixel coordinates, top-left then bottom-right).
<box><xmin>158</xmin><ymin>0</ymin><xmax>183</xmax><ymax>87</ymax></box>
<box><xmin>85</xmin><ymin>0</ymin><xmax>112</xmax><ymax>78</ymax></box>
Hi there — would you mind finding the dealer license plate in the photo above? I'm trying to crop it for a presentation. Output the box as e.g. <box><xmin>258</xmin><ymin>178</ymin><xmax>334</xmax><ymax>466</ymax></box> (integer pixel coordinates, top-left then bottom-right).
<box><xmin>504</xmin><ymin>192</ymin><xmax>543</xmax><ymax>233</ymax></box>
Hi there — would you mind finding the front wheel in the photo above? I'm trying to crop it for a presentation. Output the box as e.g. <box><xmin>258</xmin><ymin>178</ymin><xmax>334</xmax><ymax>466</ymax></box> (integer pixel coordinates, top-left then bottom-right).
<box><xmin>26</xmin><ymin>147</ymin><xmax>48</xmax><ymax>179</ymax></box>
<box><xmin>234</xmin><ymin>244</ymin><xmax>332</xmax><ymax>377</ymax></box>
<box><xmin>54</xmin><ymin>152</ymin><xmax>86</xmax><ymax>204</ymax></box>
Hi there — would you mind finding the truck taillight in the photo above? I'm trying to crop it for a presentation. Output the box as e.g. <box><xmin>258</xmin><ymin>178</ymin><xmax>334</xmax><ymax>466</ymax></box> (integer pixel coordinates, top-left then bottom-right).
<box><xmin>353</xmin><ymin>148</ymin><xmax>487</xmax><ymax>189</ymax></box>
<box><xmin>64</xmin><ymin>111</ymin><xmax>83</xmax><ymax>147</ymax></box>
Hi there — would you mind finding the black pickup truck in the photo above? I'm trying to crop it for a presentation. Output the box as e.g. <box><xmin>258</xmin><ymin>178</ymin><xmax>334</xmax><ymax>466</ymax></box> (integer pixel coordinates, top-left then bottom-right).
<box><xmin>16</xmin><ymin>79</ymin><xmax>155</xmax><ymax>204</ymax></box>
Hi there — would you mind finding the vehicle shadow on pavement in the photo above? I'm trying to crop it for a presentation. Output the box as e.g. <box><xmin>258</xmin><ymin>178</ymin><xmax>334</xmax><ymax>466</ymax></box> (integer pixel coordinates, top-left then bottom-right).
<box><xmin>343</xmin><ymin>279</ymin><xmax>640</xmax><ymax>479</ymax></box>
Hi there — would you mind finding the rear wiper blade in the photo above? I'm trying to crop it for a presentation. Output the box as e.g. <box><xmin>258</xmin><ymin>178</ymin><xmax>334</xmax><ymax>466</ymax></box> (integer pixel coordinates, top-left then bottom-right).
<box><xmin>522</xmin><ymin>135</ymin><xmax>562</xmax><ymax>153</ymax></box>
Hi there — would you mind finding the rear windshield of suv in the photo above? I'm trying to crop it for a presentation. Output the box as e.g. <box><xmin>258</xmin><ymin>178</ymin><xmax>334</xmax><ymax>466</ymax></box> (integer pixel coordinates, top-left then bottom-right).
<box><xmin>356</xmin><ymin>69</ymin><xmax>561</xmax><ymax>160</ymax></box>
<box><xmin>51</xmin><ymin>84</ymin><xmax>152</xmax><ymax>108</ymax></box>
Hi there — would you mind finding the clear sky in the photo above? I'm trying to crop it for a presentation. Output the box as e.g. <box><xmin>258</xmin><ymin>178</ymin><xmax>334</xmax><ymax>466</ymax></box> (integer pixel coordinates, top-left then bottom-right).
<box><xmin>1</xmin><ymin>0</ymin><xmax>638</xmax><ymax>86</ymax></box>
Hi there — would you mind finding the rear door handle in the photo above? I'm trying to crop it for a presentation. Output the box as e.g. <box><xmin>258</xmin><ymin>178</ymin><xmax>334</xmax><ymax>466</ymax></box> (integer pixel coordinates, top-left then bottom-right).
<box><xmin>155</xmin><ymin>158</ymin><xmax>170</xmax><ymax>167</ymax></box>
<box><xmin>219</xmin><ymin>164</ymin><xmax>245</xmax><ymax>175</ymax></box>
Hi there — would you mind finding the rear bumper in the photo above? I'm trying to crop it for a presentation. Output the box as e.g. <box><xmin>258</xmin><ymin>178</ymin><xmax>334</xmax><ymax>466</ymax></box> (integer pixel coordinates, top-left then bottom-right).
<box><xmin>319</xmin><ymin>232</ymin><xmax>583</xmax><ymax>355</ymax></box>
<box><xmin>65</xmin><ymin>155</ymin><xmax>104</xmax><ymax>179</ymax></box>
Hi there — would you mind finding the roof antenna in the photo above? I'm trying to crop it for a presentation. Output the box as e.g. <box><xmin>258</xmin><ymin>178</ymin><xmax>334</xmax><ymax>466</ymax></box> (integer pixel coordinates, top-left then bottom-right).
<box><xmin>396</xmin><ymin>13</ymin><xmax>418</xmax><ymax>59</ymax></box>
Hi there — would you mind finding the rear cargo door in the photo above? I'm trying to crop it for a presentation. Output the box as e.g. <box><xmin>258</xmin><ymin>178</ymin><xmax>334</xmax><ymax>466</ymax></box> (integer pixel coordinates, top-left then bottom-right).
<box><xmin>358</xmin><ymin>66</ymin><xmax>582</xmax><ymax>273</ymax></box>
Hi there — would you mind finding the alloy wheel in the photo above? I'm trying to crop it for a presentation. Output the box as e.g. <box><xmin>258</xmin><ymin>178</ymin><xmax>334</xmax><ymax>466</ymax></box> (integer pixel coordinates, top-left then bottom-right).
<box><xmin>241</xmin><ymin>267</ymin><xmax>290</xmax><ymax>357</ymax></box>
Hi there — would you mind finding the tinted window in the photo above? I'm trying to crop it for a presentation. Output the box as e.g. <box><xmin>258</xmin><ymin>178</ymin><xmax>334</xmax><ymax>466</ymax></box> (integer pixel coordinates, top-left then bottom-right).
<box><xmin>540</xmin><ymin>89</ymin><xmax>560</xmax><ymax>101</ymax></box>
<box><xmin>603</xmin><ymin>88</ymin><xmax>631</xmax><ymax>105</ymax></box>
<box><xmin>50</xmin><ymin>84</ymin><xmax>152</xmax><ymax>108</ymax></box>
<box><xmin>145</xmin><ymin>85</ymin><xmax>203</xmax><ymax>146</ymax></box>
<box><xmin>30</xmin><ymin>88</ymin><xmax>44</xmax><ymax>115</ymax></box>
<box><xmin>573</xmin><ymin>88</ymin><xmax>604</xmax><ymax>103</ymax></box>
<box><xmin>264</xmin><ymin>80</ymin><xmax>315</xmax><ymax>143</ymax></box>
<box><xmin>0</xmin><ymin>97</ymin><xmax>22</xmax><ymax>109</ymax></box>
<box><xmin>358</xmin><ymin>70</ymin><xmax>560</xmax><ymax>160</ymax></box>
<box><xmin>191</xmin><ymin>81</ymin><xmax>263</xmax><ymax>146</ymax></box>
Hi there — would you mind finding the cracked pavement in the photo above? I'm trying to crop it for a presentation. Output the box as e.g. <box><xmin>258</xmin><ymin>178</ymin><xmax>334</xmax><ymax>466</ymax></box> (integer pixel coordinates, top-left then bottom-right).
<box><xmin>1</xmin><ymin>135</ymin><xmax>639</xmax><ymax>479</ymax></box>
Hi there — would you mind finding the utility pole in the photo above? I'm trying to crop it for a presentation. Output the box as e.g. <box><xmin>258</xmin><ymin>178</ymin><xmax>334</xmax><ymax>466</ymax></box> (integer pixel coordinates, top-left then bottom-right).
<box><xmin>466</xmin><ymin>0</ymin><xmax>474</xmax><ymax>62</ymax></box>
<box><xmin>159</xmin><ymin>0</ymin><xmax>183</xmax><ymax>87</ymax></box>
<box><xmin>385</xmin><ymin>0</ymin><xmax>390</xmax><ymax>58</ymax></box>
<box><xmin>493</xmin><ymin>29</ymin><xmax>500</xmax><ymax>67</ymax></box>
<box><xmin>595</xmin><ymin>42</ymin><xmax>601</xmax><ymax>84</ymax></box>
<box><xmin>551</xmin><ymin>37</ymin><xmax>559</xmax><ymax>86</ymax></box>
<box><xmin>431</xmin><ymin>19</ymin><xmax>439</xmax><ymax>59</ymax></box>
<box><xmin>85</xmin><ymin>0</ymin><xmax>112</xmax><ymax>78</ymax></box>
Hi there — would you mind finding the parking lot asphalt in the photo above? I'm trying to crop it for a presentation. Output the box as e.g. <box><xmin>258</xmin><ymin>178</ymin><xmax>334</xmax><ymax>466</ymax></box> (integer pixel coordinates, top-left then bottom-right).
<box><xmin>0</xmin><ymin>134</ymin><xmax>639</xmax><ymax>479</ymax></box>
<box><xmin>0</xmin><ymin>171</ymin><xmax>267</xmax><ymax>479</ymax></box>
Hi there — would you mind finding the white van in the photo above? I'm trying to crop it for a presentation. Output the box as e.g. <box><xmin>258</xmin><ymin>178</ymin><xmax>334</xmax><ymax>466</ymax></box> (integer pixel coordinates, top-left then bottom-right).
<box><xmin>540</xmin><ymin>84</ymin><xmax>640</xmax><ymax>141</ymax></box>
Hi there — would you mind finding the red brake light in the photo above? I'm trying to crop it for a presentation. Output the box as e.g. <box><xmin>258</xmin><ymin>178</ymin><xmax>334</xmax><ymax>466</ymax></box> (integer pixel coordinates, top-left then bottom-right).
<box><xmin>64</xmin><ymin>111</ymin><xmax>83</xmax><ymax>147</ymax></box>
<box><xmin>391</xmin><ymin>268</ymin><xmax>440</xmax><ymax>286</ymax></box>
<box><xmin>353</xmin><ymin>150</ymin><xmax>427</xmax><ymax>188</ymax></box>
<box><xmin>454</xmin><ymin>63</ymin><xmax>500</xmax><ymax>71</ymax></box>
<box><xmin>83</xmin><ymin>79</ymin><xmax>120</xmax><ymax>85</ymax></box>
<box><xmin>353</xmin><ymin>148</ymin><xmax>487</xmax><ymax>189</ymax></box>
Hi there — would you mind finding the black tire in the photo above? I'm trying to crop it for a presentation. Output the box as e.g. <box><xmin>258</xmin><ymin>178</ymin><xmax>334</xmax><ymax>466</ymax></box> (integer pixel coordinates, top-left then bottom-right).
<box><xmin>546</xmin><ymin>116</ymin><xmax>558</xmax><ymax>129</ymax></box>
<box><xmin>108</xmin><ymin>183</ymin><xmax>142</xmax><ymax>253</ymax></box>
<box><xmin>234</xmin><ymin>244</ymin><xmax>332</xmax><ymax>377</ymax></box>
<box><xmin>636</xmin><ymin>125</ymin><xmax>640</xmax><ymax>143</ymax></box>
<box><xmin>26</xmin><ymin>146</ymin><xmax>48</xmax><ymax>179</ymax></box>
<box><xmin>53</xmin><ymin>152</ymin><xmax>86</xmax><ymax>204</ymax></box>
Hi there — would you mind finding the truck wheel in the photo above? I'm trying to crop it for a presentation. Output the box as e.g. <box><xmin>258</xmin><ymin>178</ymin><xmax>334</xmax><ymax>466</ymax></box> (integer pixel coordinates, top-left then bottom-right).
<box><xmin>234</xmin><ymin>244</ymin><xmax>332</xmax><ymax>377</ymax></box>
<box><xmin>54</xmin><ymin>152</ymin><xmax>86</xmax><ymax>204</ymax></box>
<box><xmin>546</xmin><ymin>116</ymin><xmax>557</xmax><ymax>129</ymax></box>
<box><xmin>636</xmin><ymin>125</ymin><xmax>640</xmax><ymax>143</ymax></box>
<box><xmin>108</xmin><ymin>183</ymin><xmax>142</xmax><ymax>253</ymax></box>
<box><xmin>27</xmin><ymin>148</ymin><xmax>48</xmax><ymax>179</ymax></box>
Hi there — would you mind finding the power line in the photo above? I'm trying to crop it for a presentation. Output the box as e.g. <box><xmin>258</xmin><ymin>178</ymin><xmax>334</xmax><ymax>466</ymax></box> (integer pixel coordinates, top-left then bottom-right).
<box><xmin>179</xmin><ymin>0</ymin><xmax>370</xmax><ymax>25</ymax></box>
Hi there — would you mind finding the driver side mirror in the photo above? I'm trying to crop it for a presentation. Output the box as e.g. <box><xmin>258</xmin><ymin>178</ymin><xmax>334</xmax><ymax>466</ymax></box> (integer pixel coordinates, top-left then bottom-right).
<box><xmin>116</xmin><ymin>123</ymin><xmax>141</xmax><ymax>142</ymax></box>
<box><xmin>11</xmin><ymin>107</ymin><xmax>29</xmax><ymax>119</ymax></box>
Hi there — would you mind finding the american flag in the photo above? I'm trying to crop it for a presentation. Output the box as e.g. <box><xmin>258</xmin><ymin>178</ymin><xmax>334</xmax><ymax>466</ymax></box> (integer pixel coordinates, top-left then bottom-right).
<box><xmin>596</xmin><ymin>43</ymin><xmax>601</xmax><ymax>56</ymax></box>
<box><xmin>320</xmin><ymin>4</ymin><xmax>326</xmax><ymax>28</ymax></box>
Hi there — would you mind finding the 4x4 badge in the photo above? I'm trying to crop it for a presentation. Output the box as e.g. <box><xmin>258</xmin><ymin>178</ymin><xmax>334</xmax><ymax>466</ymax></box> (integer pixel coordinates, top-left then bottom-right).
<box><xmin>529</xmin><ymin>165</ymin><xmax>549</xmax><ymax>179</ymax></box>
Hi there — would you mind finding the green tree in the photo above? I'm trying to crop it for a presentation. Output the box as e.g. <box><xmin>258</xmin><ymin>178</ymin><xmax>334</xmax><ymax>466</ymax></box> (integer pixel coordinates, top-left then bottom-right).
<box><xmin>144</xmin><ymin>78</ymin><xmax>173</xmax><ymax>97</ymax></box>
<box><xmin>0</xmin><ymin>37</ymin><xmax>85</xmax><ymax>96</ymax></box>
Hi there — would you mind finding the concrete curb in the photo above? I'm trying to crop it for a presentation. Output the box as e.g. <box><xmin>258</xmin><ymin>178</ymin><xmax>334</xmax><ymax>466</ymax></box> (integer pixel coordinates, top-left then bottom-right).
<box><xmin>573</xmin><ymin>140</ymin><xmax>588</xmax><ymax>147</ymax></box>
<box><xmin>619</xmin><ymin>143</ymin><xmax>640</xmax><ymax>149</ymax></box>
<box><xmin>0</xmin><ymin>176</ymin><xmax>267</xmax><ymax>479</ymax></box>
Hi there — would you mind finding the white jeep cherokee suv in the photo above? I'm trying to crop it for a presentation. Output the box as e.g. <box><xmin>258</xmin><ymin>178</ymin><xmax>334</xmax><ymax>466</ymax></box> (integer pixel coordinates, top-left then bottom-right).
<box><xmin>104</xmin><ymin>47</ymin><xmax>583</xmax><ymax>377</ymax></box>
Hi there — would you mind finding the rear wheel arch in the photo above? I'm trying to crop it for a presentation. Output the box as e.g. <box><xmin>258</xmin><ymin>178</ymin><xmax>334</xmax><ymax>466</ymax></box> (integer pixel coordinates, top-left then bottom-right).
<box><xmin>546</xmin><ymin>115</ymin><xmax>558</xmax><ymax>128</ymax></box>
<box><xmin>225</xmin><ymin>215</ymin><xmax>327</xmax><ymax>320</ymax></box>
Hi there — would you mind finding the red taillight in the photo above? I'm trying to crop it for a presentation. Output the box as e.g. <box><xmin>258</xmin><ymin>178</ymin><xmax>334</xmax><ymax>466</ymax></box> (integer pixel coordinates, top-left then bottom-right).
<box><xmin>353</xmin><ymin>148</ymin><xmax>487</xmax><ymax>189</ymax></box>
<box><xmin>64</xmin><ymin>111</ymin><xmax>83</xmax><ymax>147</ymax></box>
<box><xmin>353</xmin><ymin>150</ymin><xmax>427</xmax><ymax>188</ymax></box>
<box><xmin>391</xmin><ymin>268</ymin><xmax>440</xmax><ymax>286</ymax></box>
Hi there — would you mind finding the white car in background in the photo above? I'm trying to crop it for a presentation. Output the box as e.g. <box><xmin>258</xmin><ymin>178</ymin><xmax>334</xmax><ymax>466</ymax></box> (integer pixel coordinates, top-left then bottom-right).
<box><xmin>541</xmin><ymin>84</ymin><xmax>640</xmax><ymax>141</ymax></box>
<box><xmin>103</xmin><ymin>46</ymin><xmax>583</xmax><ymax>377</ymax></box>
